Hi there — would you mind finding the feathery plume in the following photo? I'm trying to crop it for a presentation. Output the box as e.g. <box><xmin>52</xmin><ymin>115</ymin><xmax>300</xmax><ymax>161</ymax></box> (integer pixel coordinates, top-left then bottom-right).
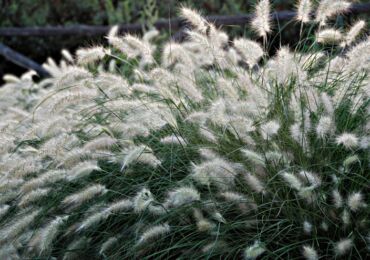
<box><xmin>76</xmin><ymin>46</ymin><xmax>106</xmax><ymax>65</ymax></box>
<box><xmin>39</xmin><ymin>216</ymin><xmax>68</xmax><ymax>252</ymax></box>
<box><xmin>334</xmin><ymin>238</ymin><xmax>353</xmax><ymax>256</ymax></box>
<box><xmin>0</xmin><ymin>178</ymin><xmax>24</xmax><ymax>193</ymax></box>
<box><xmin>121</xmin><ymin>145</ymin><xmax>160</xmax><ymax>171</ymax></box>
<box><xmin>0</xmin><ymin>205</ymin><xmax>10</xmax><ymax>219</ymax></box>
<box><xmin>21</xmin><ymin>170</ymin><xmax>66</xmax><ymax>193</ymax></box>
<box><xmin>303</xmin><ymin>221</ymin><xmax>312</xmax><ymax>234</ymax></box>
<box><xmin>316</xmin><ymin>0</ymin><xmax>351</xmax><ymax>25</ymax></box>
<box><xmin>166</xmin><ymin>187</ymin><xmax>200</xmax><ymax>207</ymax></box>
<box><xmin>180</xmin><ymin>7</ymin><xmax>208</xmax><ymax>34</ymax></box>
<box><xmin>302</xmin><ymin>245</ymin><xmax>318</xmax><ymax>260</ymax></box>
<box><xmin>162</xmin><ymin>42</ymin><xmax>194</xmax><ymax>68</ymax></box>
<box><xmin>107</xmin><ymin>25</ymin><xmax>119</xmax><ymax>40</ymax></box>
<box><xmin>298</xmin><ymin>171</ymin><xmax>321</xmax><ymax>187</ymax></box>
<box><xmin>191</xmin><ymin>158</ymin><xmax>238</xmax><ymax>190</ymax></box>
<box><xmin>199</xmin><ymin>128</ymin><xmax>217</xmax><ymax>143</ymax></box>
<box><xmin>133</xmin><ymin>188</ymin><xmax>154</xmax><ymax>213</ymax></box>
<box><xmin>196</xmin><ymin>218</ymin><xmax>215</xmax><ymax>232</ymax></box>
<box><xmin>316</xmin><ymin>116</ymin><xmax>333</xmax><ymax>138</ymax></box>
<box><xmin>83</xmin><ymin>136</ymin><xmax>117</xmax><ymax>151</ymax></box>
<box><xmin>347</xmin><ymin>192</ymin><xmax>365</xmax><ymax>212</ymax></box>
<box><xmin>18</xmin><ymin>188</ymin><xmax>50</xmax><ymax>207</ymax></box>
<box><xmin>251</xmin><ymin>0</ymin><xmax>271</xmax><ymax>38</ymax></box>
<box><xmin>316</xmin><ymin>29</ymin><xmax>343</xmax><ymax>44</ymax></box>
<box><xmin>3</xmin><ymin>74</ymin><xmax>20</xmax><ymax>83</ymax></box>
<box><xmin>136</xmin><ymin>223</ymin><xmax>170</xmax><ymax>246</ymax></box>
<box><xmin>124</xmin><ymin>34</ymin><xmax>154</xmax><ymax>64</ymax></box>
<box><xmin>99</xmin><ymin>237</ymin><xmax>118</xmax><ymax>255</ymax></box>
<box><xmin>143</xmin><ymin>29</ymin><xmax>159</xmax><ymax>43</ymax></box>
<box><xmin>332</xmin><ymin>189</ymin><xmax>343</xmax><ymax>208</ymax></box>
<box><xmin>62</xmin><ymin>237</ymin><xmax>89</xmax><ymax>260</ymax></box>
<box><xmin>343</xmin><ymin>154</ymin><xmax>360</xmax><ymax>169</ymax></box>
<box><xmin>296</xmin><ymin>0</ymin><xmax>312</xmax><ymax>23</ymax></box>
<box><xmin>67</xmin><ymin>160</ymin><xmax>100</xmax><ymax>181</ymax></box>
<box><xmin>77</xmin><ymin>210</ymin><xmax>108</xmax><ymax>232</ymax></box>
<box><xmin>106</xmin><ymin>199</ymin><xmax>133</xmax><ymax>213</ymax></box>
<box><xmin>62</xmin><ymin>184</ymin><xmax>107</xmax><ymax>208</ymax></box>
<box><xmin>359</xmin><ymin>136</ymin><xmax>369</xmax><ymax>149</ymax></box>
<box><xmin>61</xmin><ymin>49</ymin><xmax>74</xmax><ymax>63</ymax></box>
<box><xmin>244</xmin><ymin>173</ymin><xmax>266</xmax><ymax>194</ymax></box>
<box><xmin>241</xmin><ymin>149</ymin><xmax>266</xmax><ymax>167</ymax></box>
<box><xmin>281</xmin><ymin>172</ymin><xmax>302</xmax><ymax>190</ymax></box>
<box><xmin>244</xmin><ymin>240</ymin><xmax>266</xmax><ymax>260</ymax></box>
<box><xmin>336</xmin><ymin>133</ymin><xmax>358</xmax><ymax>149</ymax></box>
<box><xmin>341</xmin><ymin>20</ymin><xmax>366</xmax><ymax>47</ymax></box>
<box><xmin>260</xmin><ymin>120</ymin><xmax>280</xmax><ymax>139</ymax></box>
<box><xmin>0</xmin><ymin>209</ymin><xmax>40</xmax><ymax>243</ymax></box>
<box><xmin>341</xmin><ymin>210</ymin><xmax>350</xmax><ymax>225</ymax></box>
<box><xmin>220</xmin><ymin>191</ymin><xmax>246</xmax><ymax>203</ymax></box>
<box><xmin>160</xmin><ymin>135</ymin><xmax>187</xmax><ymax>146</ymax></box>
<box><xmin>233</xmin><ymin>38</ymin><xmax>264</xmax><ymax>67</ymax></box>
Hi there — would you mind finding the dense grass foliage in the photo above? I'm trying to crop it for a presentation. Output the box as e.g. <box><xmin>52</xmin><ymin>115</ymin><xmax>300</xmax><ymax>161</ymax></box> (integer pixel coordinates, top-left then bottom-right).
<box><xmin>0</xmin><ymin>1</ymin><xmax>369</xmax><ymax>259</ymax></box>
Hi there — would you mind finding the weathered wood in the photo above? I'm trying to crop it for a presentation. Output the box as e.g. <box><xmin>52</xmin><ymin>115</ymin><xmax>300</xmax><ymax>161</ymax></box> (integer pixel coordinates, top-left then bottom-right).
<box><xmin>0</xmin><ymin>3</ymin><xmax>369</xmax><ymax>37</ymax></box>
<box><xmin>0</xmin><ymin>43</ymin><xmax>50</xmax><ymax>77</ymax></box>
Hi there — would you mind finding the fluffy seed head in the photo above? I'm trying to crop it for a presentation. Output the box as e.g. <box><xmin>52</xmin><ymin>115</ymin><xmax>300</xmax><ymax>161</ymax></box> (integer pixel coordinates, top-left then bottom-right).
<box><xmin>242</xmin><ymin>149</ymin><xmax>265</xmax><ymax>166</ymax></box>
<box><xmin>61</xmin><ymin>49</ymin><xmax>74</xmax><ymax>63</ymax></box>
<box><xmin>334</xmin><ymin>238</ymin><xmax>353</xmax><ymax>256</ymax></box>
<box><xmin>336</xmin><ymin>133</ymin><xmax>359</xmax><ymax>149</ymax></box>
<box><xmin>303</xmin><ymin>221</ymin><xmax>312</xmax><ymax>234</ymax></box>
<box><xmin>316</xmin><ymin>29</ymin><xmax>343</xmax><ymax>44</ymax></box>
<box><xmin>77</xmin><ymin>211</ymin><xmax>108</xmax><ymax>232</ymax></box>
<box><xmin>180</xmin><ymin>7</ymin><xmax>208</xmax><ymax>34</ymax></box>
<box><xmin>0</xmin><ymin>209</ymin><xmax>40</xmax><ymax>243</ymax></box>
<box><xmin>107</xmin><ymin>199</ymin><xmax>133</xmax><ymax>213</ymax></box>
<box><xmin>137</xmin><ymin>223</ymin><xmax>170</xmax><ymax>246</ymax></box>
<box><xmin>296</xmin><ymin>0</ymin><xmax>312</xmax><ymax>23</ymax></box>
<box><xmin>76</xmin><ymin>46</ymin><xmax>106</xmax><ymax>65</ymax></box>
<box><xmin>0</xmin><ymin>205</ymin><xmax>10</xmax><ymax>219</ymax></box>
<box><xmin>133</xmin><ymin>188</ymin><xmax>154</xmax><ymax>213</ymax></box>
<box><xmin>341</xmin><ymin>20</ymin><xmax>366</xmax><ymax>47</ymax></box>
<box><xmin>260</xmin><ymin>120</ymin><xmax>280</xmax><ymax>139</ymax></box>
<box><xmin>62</xmin><ymin>184</ymin><xmax>107</xmax><ymax>208</ymax></box>
<box><xmin>160</xmin><ymin>135</ymin><xmax>187</xmax><ymax>146</ymax></box>
<box><xmin>332</xmin><ymin>189</ymin><xmax>343</xmax><ymax>208</ymax></box>
<box><xmin>166</xmin><ymin>187</ymin><xmax>200</xmax><ymax>207</ymax></box>
<box><xmin>244</xmin><ymin>173</ymin><xmax>265</xmax><ymax>194</ymax></box>
<box><xmin>233</xmin><ymin>38</ymin><xmax>264</xmax><ymax>67</ymax></box>
<box><xmin>302</xmin><ymin>245</ymin><xmax>318</xmax><ymax>260</ymax></box>
<box><xmin>316</xmin><ymin>116</ymin><xmax>333</xmax><ymax>138</ymax></box>
<box><xmin>244</xmin><ymin>240</ymin><xmax>266</xmax><ymax>260</ymax></box>
<box><xmin>39</xmin><ymin>216</ymin><xmax>67</xmax><ymax>252</ymax></box>
<box><xmin>251</xmin><ymin>0</ymin><xmax>271</xmax><ymax>38</ymax></box>
<box><xmin>67</xmin><ymin>161</ymin><xmax>100</xmax><ymax>181</ymax></box>
<box><xmin>18</xmin><ymin>188</ymin><xmax>50</xmax><ymax>208</ymax></box>
<box><xmin>298</xmin><ymin>171</ymin><xmax>321</xmax><ymax>187</ymax></box>
<box><xmin>99</xmin><ymin>237</ymin><xmax>118</xmax><ymax>255</ymax></box>
<box><xmin>347</xmin><ymin>192</ymin><xmax>365</xmax><ymax>212</ymax></box>
<box><xmin>316</xmin><ymin>0</ymin><xmax>351</xmax><ymax>25</ymax></box>
<box><xmin>281</xmin><ymin>172</ymin><xmax>302</xmax><ymax>190</ymax></box>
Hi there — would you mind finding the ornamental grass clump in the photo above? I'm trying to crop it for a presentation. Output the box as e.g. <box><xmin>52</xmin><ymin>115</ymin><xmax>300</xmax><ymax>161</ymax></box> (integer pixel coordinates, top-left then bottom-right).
<box><xmin>0</xmin><ymin>1</ymin><xmax>369</xmax><ymax>258</ymax></box>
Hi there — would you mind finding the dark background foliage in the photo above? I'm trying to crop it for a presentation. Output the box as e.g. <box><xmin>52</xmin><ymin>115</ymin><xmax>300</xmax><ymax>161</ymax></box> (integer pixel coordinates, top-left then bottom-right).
<box><xmin>0</xmin><ymin>0</ymin><xmax>368</xmax><ymax>80</ymax></box>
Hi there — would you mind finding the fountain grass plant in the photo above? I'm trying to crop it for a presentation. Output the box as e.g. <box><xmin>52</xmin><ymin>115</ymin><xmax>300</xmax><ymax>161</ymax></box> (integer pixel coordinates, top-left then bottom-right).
<box><xmin>0</xmin><ymin>1</ymin><xmax>369</xmax><ymax>259</ymax></box>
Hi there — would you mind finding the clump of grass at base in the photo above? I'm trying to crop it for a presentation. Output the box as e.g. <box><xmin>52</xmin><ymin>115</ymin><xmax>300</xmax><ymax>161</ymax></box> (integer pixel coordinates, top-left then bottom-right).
<box><xmin>0</xmin><ymin>1</ymin><xmax>369</xmax><ymax>259</ymax></box>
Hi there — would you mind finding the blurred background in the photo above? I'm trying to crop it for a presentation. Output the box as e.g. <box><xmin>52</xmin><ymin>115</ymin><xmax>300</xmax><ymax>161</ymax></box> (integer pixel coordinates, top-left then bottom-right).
<box><xmin>1</xmin><ymin>0</ymin><xmax>369</xmax><ymax>81</ymax></box>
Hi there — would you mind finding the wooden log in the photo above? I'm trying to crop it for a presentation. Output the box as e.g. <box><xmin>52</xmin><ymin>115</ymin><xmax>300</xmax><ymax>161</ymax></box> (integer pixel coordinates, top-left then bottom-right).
<box><xmin>0</xmin><ymin>43</ymin><xmax>50</xmax><ymax>77</ymax></box>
